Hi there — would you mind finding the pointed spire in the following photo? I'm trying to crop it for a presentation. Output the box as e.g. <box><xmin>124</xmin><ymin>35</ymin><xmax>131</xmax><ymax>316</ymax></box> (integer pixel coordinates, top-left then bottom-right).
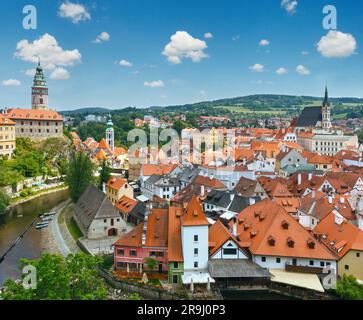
<box><xmin>323</xmin><ymin>86</ymin><xmax>329</xmax><ymax>106</ymax></box>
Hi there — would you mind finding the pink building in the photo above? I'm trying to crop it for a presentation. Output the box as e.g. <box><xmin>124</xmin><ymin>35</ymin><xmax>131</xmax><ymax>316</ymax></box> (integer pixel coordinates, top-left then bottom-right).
<box><xmin>114</xmin><ymin>207</ymin><xmax>169</xmax><ymax>272</ymax></box>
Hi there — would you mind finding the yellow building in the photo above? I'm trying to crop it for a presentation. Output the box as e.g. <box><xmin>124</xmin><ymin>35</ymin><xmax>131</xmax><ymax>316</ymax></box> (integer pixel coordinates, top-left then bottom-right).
<box><xmin>0</xmin><ymin>116</ymin><xmax>16</xmax><ymax>158</ymax></box>
<box><xmin>106</xmin><ymin>177</ymin><xmax>134</xmax><ymax>205</ymax></box>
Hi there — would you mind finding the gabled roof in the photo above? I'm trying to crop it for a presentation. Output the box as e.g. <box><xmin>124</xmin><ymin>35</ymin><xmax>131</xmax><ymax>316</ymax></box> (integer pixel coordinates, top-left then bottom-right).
<box><xmin>194</xmin><ymin>175</ymin><xmax>226</xmax><ymax>189</ymax></box>
<box><xmin>314</xmin><ymin>212</ymin><xmax>363</xmax><ymax>258</ymax></box>
<box><xmin>232</xmin><ymin>199</ymin><xmax>337</xmax><ymax>260</ymax></box>
<box><xmin>107</xmin><ymin>177</ymin><xmax>128</xmax><ymax>191</ymax></box>
<box><xmin>0</xmin><ymin>116</ymin><xmax>15</xmax><ymax>125</ymax></box>
<box><xmin>209</xmin><ymin>220</ymin><xmax>248</xmax><ymax>256</ymax></box>
<box><xmin>6</xmin><ymin>108</ymin><xmax>63</xmax><ymax>121</ymax></box>
<box><xmin>75</xmin><ymin>185</ymin><xmax>121</xmax><ymax>230</ymax></box>
<box><xmin>234</xmin><ymin>176</ymin><xmax>259</xmax><ymax>197</ymax></box>
<box><xmin>115</xmin><ymin>195</ymin><xmax>137</xmax><ymax>214</ymax></box>
<box><xmin>167</xmin><ymin>206</ymin><xmax>184</xmax><ymax>262</ymax></box>
<box><xmin>141</xmin><ymin>164</ymin><xmax>179</xmax><ymax>176</ymax></box>
<box><xmin>296</xmin><ymin>106</ymin><xmax>322</xmax><ymax>127</ymax></box>
<box><xmin>181</xmin><ymin>196</ymin><xmax>209</xmax><ymax>227</ymax></box>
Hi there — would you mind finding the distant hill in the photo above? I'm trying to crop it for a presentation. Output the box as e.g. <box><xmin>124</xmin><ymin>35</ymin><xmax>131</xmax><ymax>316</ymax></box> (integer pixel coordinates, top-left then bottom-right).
<box><xmin>60</xmin><ymin>107</ymin><xmax>110</xmax><ymax>115</ymax></box>
<box><xmin>59</xmin><ymin>94</ymin><xmax>363</xmax><ymax>115</ymax></box>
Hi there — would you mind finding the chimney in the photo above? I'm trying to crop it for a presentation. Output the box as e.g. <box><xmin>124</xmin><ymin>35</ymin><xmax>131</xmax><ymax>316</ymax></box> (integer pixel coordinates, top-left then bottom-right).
<box><xmin>297</xmin><ymin>174</ymin><xmax>302</xmax><ymax>186</ymax></box>
<box><xmin>232</xmin><ymin>217</ymin><xmax>238</xmax><ymax>237</ymax></box>
<box><xmin>328</xmin><ymin>195</ymin><xmax>333</xmax><ymax>204</ymax></box>
<box><xmin>200</xmin><ymin>185</ymin><xmax>205</xmax><ymax>197</ymax></box>
<box><xmin>102</xmin><ymin>182</ymin><xmax>106</xmax><ymax>194</ymax></box>
<box><xmin>311</xmin><ymin>190</ymin><xmax>316</xmax><ymax>199</ymax></box>
<box><xmin>230</xmin><ymin>193</ymin><xmax>234</xmax><ymax>202</ymax></box>
<box><xmin>249</xmin><ymin>198</ymin><xmax>256</xmax><ymax>206</ymax></box>
<box><xmin>308</xmin><ymin>173</ymin><xmax>312</xmax><ymax>181</ymax></box>
<box><xmin>340</xmin><ymin>197</ymin><xmax>345</xmax><ymax>204</ymax></box>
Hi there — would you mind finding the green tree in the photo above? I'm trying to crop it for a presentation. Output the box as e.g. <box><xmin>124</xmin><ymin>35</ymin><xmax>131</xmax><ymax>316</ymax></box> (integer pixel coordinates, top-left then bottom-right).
<box><xmin>65</xmin><ymin>151</ymin><xmax>95</xmax><ymax>202</ymax></box>
<box><xmin>336</xmin><ymin>275</ymin><xmax>363</xmax><ymax>300</ymax></box>
<box><xmin>0</xmin><ymin>253</ymin><xmax>107</xmax><ymax>300</ymax></box>
<box><xmin>144</xmin><ymin>257</ymin><xmax>159</xmax><ymax>271</ymax></box>
<box><xmin>98</xmin><ymin>159</ymin><xmax>111</xmax><ymax>190</ymax></box>
<box><xmin>0</xmin><ymin>191</ymin><xmax>10</xmax><ymax>214</ymax></box>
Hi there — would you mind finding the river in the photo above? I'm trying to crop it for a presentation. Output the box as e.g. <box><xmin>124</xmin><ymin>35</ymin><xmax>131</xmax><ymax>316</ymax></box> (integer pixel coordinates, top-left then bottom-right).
<box><xmin>0</xmin><ymin>189</ymin><xmax>69</xmax><ymax>285</ymax></box>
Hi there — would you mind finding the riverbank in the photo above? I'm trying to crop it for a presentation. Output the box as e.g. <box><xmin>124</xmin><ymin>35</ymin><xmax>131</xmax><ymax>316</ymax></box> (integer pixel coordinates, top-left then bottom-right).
<box><xmin>5</xmin><ymin>185</ymin><xmax>68</xmax><ymax>212</ymax></box>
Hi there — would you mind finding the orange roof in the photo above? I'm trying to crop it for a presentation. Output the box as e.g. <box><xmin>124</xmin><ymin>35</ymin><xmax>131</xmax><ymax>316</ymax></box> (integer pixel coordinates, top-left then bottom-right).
<box><xmin>274</xmin><ymin>197</ymin><xmax>301</xmax><ymax>214</ymax></box>
<box><xmin>83</xmin><ymin>137</ymin><xmax>98</xmax><ymax>149</ymax></box>
<box><xmin>70</xmin><ymin>131</ymin><xmax>80</xmax><ymax>140</ymax></box>
<box><xmin>307</xmin><ymin>154</ymin><xmax>332</xmax><ymax>165</ymax></box>
<box><xmin>114</xmin><ymin>147</ymin><xmax>127</xmax><ymax>156</ymax></box>
<box><xmin>314</xmin><ymin>212</ymin><xmax>363</xmax><ymax>258</ymax></box>
<box><xmin>235</xmin><ymin>148</ymin><xmax>254</xmax><ymax>162</ymax></box>
<box><xmin>251</xmin><ymin>140</ymin><xmax>281</xmax><ymax>158</ymax></box>
<box><xmin>232</xmin><ymin>199</ymin><xmax>337</xmax><ymax>260</ymax></box>
<box><xmin>282</xmin><ymin>142</ymin><xmax>304</xmax><ymax>151</ymax></box>
<box><xmin>107</xmin><ymin>178</ymin><xmax>128</xmax><ymax>191</ymax></box>
<box><xmin>94</xmin><ymin>149</ymin><xmax>107</xmax><ymax>160</ymax></box>
<box><xmin>167</xmin><ymin>206</ymin><xmax>184</xmax><ymax>262</ymax></box>
<box><xmin>114</xmin><ymin>207</ymin><xmax>168</xmax><ymax>248</ymax></box>
<box><xmin>141</xmin><ymin>164</ymin><xmax>178</xmax><ymax>176</ymax></box>
<box><xmin>181</xmin><ymin>196</ymin><xmax>209</xmax><ymax>227</ymax></box>
<box><xmin>194</xmin><ymin>175</ymin><xmax>226</xmax><ymax>189</ymax></box>
<box><xmin>209</xmin><ymin>220</ymin><xmax>246</xmax><ymax>256</ymax></box>
<box><xmin>98</xmin><ymin>138</ymin><xmax>110</xmax><ymax>149</ymax></box>
<box><xmin>115</xmin><ymin>195</ymin><xmax>137</xmax><ymax>214</ymax></box>
<box><xmin>0</xmin><ymin>116</ymin><xmax>15</xmax><ymax>125</ymax></box>
<box><xmin>6</xmin><ymin>108</ymin><xmax>63</xmax><ymax>121</ymax></box>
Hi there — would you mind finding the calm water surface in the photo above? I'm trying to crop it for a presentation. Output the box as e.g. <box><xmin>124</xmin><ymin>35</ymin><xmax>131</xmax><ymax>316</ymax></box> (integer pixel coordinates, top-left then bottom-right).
<box><xmin>0</xmin><ymin>190</ymin><xmax>68</xmax><ymax>285</ymax></box>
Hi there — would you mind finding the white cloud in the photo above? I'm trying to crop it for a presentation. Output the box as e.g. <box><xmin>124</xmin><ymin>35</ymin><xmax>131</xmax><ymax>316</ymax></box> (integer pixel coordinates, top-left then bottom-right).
<box><xmin>2</xmin><ymin>79</ymin><xmax>21</xmax><ymax>86</ymax></box>
<box><xmin>249</xmin><ymin>63</ymin><xmax>265</xmax><ymax>72</ymax></box>
<box><xmin>144</xmin><ymin>80</ymin><xmax>165</xmax><ymax>88</ymax></box>
<box><xmin>259</xmin><ymin>39</ymin><xmax>270</xmax><ymax>46</ymax></box>
<box><xmin>14</xmin><ymin>33</ymin><xmax>82</xmax><ymax>70</ymax></box>
<box><xmin>276</xmin><ymin>67</ymin><xmax>288</xmax><ymax>75</ymax></box>
<box><xmin>317</xmin><ymin>30</ymin><xmax>357</xmax><ymax>58</ymax></box>
<box><xmin>200</xmin><ymin>90</ymin><xmax>208</xmax><ymax>96</ymax></box>
<box><xmin>281</xmin><ymin>0</ymin><xmax>298</xmax><ymax>13</ymax></box>
<box><xmin>93</xmin><ymin>32</ymin><xmax>110</xmax><ymax>44</ymax></box>
<box><xmin>25</xmin><ymin>69</ymin><xmax>36</xmax><ymax>77</ymax></box>
<box><xmin>232</xmin><ymin>35</ymin><xmax>240</xmax><ymax>41</ymax></box>
<box><xmin>301</xmin><ymin>51</ymin><xmax>310</xmax><ymax>55</ymax></box>
<box><xmin>162</xmin><ymin>31</ymin><xmax>208</xmax><ymax>64</ymax></box>
<box><xmin>296</xmin><ymin>65</ymin><xmax>311</xmax><ymax>76</ymax></box>
<box><xmin>204</xmin><ymin>32</ymin><xmax>213</xmax><ymax>39</ymax></box>
<box><xmin>58</xmin><ymin>1</ymin><xmax>91</xmax><ymax>23</ymax></box>
<box><xmin>50</xmin><ymin>67</ymin><xmax>70</xmax><ymax>80</ymax></box>
<box><xmin>119</xmin><ymin>59</ymin><xmax>133</xmax><ymax>67</ymax></box>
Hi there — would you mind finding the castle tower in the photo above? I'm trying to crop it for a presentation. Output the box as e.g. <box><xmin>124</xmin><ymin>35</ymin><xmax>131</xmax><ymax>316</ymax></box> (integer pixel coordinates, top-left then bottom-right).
<box><xmin>32</xmin><ymin>59</ymin><xmax>48</xmax><ymax>110</ymax></box>
<box><xmin>106</xmin><ymin>114</ymin><xmax>115</xmax><ymax>152</ymax></box>
<box><xmin>322</xmin><ymin>86</ymin><xmax>332</xmax><ymax>130</ymax></box>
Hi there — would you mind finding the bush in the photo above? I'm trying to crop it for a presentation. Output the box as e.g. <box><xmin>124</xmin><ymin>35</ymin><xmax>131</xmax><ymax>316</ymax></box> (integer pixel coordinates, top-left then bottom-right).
<box><xmin>336</xmin><ymin>275</ymin><xmax>363</xmax><ymax>300</ymax></box>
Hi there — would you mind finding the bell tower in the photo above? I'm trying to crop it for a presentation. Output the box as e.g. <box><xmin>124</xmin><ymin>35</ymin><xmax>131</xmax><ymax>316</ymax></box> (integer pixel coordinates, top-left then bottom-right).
<box><xmin>106</xmin><ymin>114</ymin><xmax>115</xmax><ymax>152</ymax></box>
<box><xmin>32</xmin><ymin>59</ymin><xmax>48</xmax><ymax>110</ymax></box>
<box><xmin>322</xmin><ymin>86</ymin><xmax>332</xmax><ymax>130</ymax></box>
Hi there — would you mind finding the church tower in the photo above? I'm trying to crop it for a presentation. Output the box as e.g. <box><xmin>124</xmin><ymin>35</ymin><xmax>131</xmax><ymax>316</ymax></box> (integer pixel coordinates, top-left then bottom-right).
<box><xmin>322</xmin><ymin>86</ymin><xmax>332</xmax><ymax>130</ymax></box>
<box><xmin>106</xmin><ymin>114</ymin><xmax>115</xmax><ymax>152</ymax></box>
<box><xmin>32</xmin><ymin>59</ymin><xmax>48</xmax><ymax>110</ymax></box>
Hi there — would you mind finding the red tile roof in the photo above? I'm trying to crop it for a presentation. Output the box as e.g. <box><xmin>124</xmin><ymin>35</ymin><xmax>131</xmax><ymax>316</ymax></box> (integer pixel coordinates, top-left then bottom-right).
<box><xmin>232</xmin><ymin>199</ymin><xmax>337</xmax><ymax>260</ymax></box>
<box><xmin>181</xmin><ymin>195</ymin><xmax>209</xmax><ymax>227</ymax></box>
<box><xmin>115</xmin><ymin>195</ymin><xmax>137</xmax><ymax>214</ymax></box>
<box><xmin>107</xmin><ymin>178</ymin><xmax>128</xmax><ymax>191</ymax></box>
<box><xmin>167</xmin><ymin>206</ymin><xmax>184</xmax><ymax>262</ymax></box>
<box><xmin>0</xmin><ymin>116</ymin><xmax>15</xmax><ymax>125</ymax></box>
<box><xmin>6</xmin><ymin>108</ymin><xmax>63</xmax><ymax>121</ymax></box>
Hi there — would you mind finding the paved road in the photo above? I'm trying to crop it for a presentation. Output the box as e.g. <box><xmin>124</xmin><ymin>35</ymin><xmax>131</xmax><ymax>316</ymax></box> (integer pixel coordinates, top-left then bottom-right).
<box><xmin>50</xmin><ymin>202</ymin><xmax>72</xmax><ymax>256</ymax></box>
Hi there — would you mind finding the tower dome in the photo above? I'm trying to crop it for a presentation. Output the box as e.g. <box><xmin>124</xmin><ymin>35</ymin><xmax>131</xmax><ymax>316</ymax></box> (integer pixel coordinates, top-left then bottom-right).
<box><xmin>32</xmin><ymin>59</ymin><xmax>49</xmax><ymax>110</ymax></box>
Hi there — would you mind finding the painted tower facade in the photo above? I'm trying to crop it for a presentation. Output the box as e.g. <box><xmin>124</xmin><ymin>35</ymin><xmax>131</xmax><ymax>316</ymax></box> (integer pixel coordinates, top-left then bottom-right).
<box><xmin>322</xmin><ymin>86</ymin><xmax>332</xmax><ymax>130</ymax></box>
<box><xmin>32</xmin><ymin>60</ymin><xmax>48</xmax><ymax>110</ymax></box>
<box><xmin>106</xmin><ymin>114</ymin><xmax>115</xmax><ymax>152</ymax></box>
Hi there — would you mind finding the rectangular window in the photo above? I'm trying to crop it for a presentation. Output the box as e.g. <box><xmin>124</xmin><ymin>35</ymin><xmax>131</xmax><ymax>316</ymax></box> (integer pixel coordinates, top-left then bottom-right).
<box><xmin>261</xmin><ymin>256</ymin><xmax>266</xmax><ymax>262</ymax></box>
<box><xmin>357</xmin><ymin>253</ymin><xmax>360</xmax><ymax>258</ymax></box>
<box><xmin>173</xmin><ymin>262</ymin><xmax>178</xmax><ymax>269</ymax></box>
<box><xmin>130</xmin><ymin>250</ymin><xmax>137</xmax><ymax>257</ymax></box>
<box><xmin>309</xmin><ymin>260</ymin><xmax>314</xmax><ymax>266</ymax></box>
<box><xmin>194</xmin><ymin>262</ymin><xmax>198</xmax><ymax>268</ymax></box>
<box><xmin>223</xmin><ymin>248</ymin><xmax>237</xmax><ymax>255</ymax></box>
<box><xmin>172</xmin><ymin>275</ymin><xmax>178</xmax><ymax>284</ymax></box>
<box><xmin>194</xmin><ymin>235</ymin><xmax>198</xmax><ymax>242</ymax></box>
<box><xmin>345</xmin><ymin>265</ymin><xmax>349</xmax><ymax>271</ymax></box>
<box><xmin>194</xmin><ymin>248</ymin><xmax>198</xmax><ymax>255</ymax></box>
<box><xmin>320</xmin><ymin>261</ymin><xmax>325</xmax><ymax>267</ymax></box>
<box><xmin>276</xmin><ymin>257</ymin><xmax>281</xmax><ymax>263</ymax></box>
<box><xmin>117</xmin><ymin>249</ymin><xmax>124</xmax><ymax>256</ymax></box>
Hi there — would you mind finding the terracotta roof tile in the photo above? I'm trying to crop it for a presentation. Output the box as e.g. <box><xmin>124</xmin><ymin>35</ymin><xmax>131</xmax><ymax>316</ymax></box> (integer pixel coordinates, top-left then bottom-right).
<box><xmin>6</xmin><ymin>108</ymin><xmax>63</xmax><ymax>121</ymax></box>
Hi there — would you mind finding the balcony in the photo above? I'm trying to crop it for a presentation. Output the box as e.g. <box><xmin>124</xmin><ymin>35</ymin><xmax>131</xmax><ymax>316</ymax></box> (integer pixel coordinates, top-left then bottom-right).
<box><xmin>285</xmin><ymin>264</ymin><xmax>324</xmax><ymax>274</ymax></box>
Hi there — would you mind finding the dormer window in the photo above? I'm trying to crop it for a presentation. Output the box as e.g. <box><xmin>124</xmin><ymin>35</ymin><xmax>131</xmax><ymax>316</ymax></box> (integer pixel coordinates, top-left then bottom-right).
<box><xmin>282</xmin><ymin>220</ymin><xmax>289</xmax><ymax>230</ymax></box>
<box><xmin>250</xmin><ymin>230</ymin><xmax>258</xmax><ymax>238</ymax></box>
<box><xmin>287</xmin><ymin>237</ymin><xmax>295</xmax><ymax>248</ymax></box>
<box><xmin>307</xmin><ymin>239</ymin><xmax>316</xmax><ymax>249</ymax></box>
<box><xmin>268</xmin><ymin>236</ymin><xmax>276</xmax><ymax>246</ymax></box>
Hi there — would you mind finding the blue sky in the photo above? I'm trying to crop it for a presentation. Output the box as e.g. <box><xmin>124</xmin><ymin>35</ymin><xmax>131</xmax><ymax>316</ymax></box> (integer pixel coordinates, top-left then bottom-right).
<box><xmin>0</xmin><ymin>0</ymin><xmax>362</xmax><ymax>110</ymax></box>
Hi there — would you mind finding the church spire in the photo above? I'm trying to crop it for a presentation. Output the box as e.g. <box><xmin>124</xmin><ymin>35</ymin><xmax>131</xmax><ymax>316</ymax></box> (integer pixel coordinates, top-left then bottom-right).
<box><xmin>323</xmin><ymin>86</ymin><xmax>329</xmax><ymax>106</ymax></box>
